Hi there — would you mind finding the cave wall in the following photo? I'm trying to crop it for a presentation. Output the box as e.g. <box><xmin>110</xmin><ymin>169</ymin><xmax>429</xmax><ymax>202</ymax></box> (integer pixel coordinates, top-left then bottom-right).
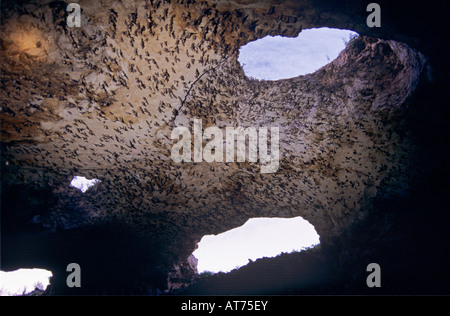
<box><xmin>1</xmin><ymin>0</ymin><xmax>448</xmax><ymax>294</ymax></box>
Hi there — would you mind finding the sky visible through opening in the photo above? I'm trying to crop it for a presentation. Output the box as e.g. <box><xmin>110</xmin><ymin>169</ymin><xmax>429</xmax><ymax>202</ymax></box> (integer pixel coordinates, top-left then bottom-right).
<box><xmin>70</xmin><ymin>175</ymin><xmax>101</xmax><ymax>193</ymax></box>
<box><xmin>0</xmin><ymin>269</ymin><xmax>52</xmax><ymax>296</ymax></box>
<box><xmin>238</xmin><ymin>27</ymin><xmax>359</xmax><ymax>80</ymax></box>
<box><xmin>193</xmin><ymin>217</ymin><xmax>320</xmax><ymax>273</ymax></box>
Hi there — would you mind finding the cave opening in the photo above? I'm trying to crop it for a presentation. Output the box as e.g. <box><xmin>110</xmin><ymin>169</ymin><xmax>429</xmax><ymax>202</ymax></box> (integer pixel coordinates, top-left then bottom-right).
<box><xmin>0</xmin><ymin>268</ymin><xmax>53</xmax><ymax>296</ymax></box>
<box><xmin>193</xmin><ymin>216</ymin><xmax>320</xmax><ymax>274</ymax></box>
<box><xmin>238</xmin><ymin>27</ymin><xmax>359</xmax><ymax>80</ymax></box>
<box><xmin>69</xmin><ymin>176</ymin><xmax>101</xmax><ymax>193</ymax></box>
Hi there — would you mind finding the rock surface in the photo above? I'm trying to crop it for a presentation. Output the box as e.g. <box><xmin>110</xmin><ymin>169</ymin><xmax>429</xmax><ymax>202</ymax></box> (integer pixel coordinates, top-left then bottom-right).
<box><xmin>1</xmin><ymin>0</ymin><xmax>448</xmax><ymax>294</ymax></box>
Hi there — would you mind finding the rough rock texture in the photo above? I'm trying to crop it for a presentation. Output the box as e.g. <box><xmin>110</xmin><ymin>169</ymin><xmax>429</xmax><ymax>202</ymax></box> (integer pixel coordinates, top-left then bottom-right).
<box><xmin>167</xmin><ymin>254</ymin><xmax>198</xmax><ymax>291</ymax></box>
<box><xmin>1</xmin><ymin>0</ymin><xmax>449</xmax><ymax>294</ymax></box>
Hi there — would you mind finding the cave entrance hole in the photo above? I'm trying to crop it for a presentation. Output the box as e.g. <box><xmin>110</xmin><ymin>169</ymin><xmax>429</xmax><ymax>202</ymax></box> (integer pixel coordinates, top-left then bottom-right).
<box><xmin>0</xmin><ymin>268</ymin><xmax>53</xmax><ymax>296</ymax></box>
<box><xmin>193</xmin><ymin>216</ymin><xmax>320</xmax><ymax>274</ymax></box>
<box><xmin>69</xmin><ymin>175</ymin><xmax>101</xmax><ymax>193</ymax></box>
<box><xmin>238</xmin><ymin>27</ymin><xmax>359</xmax><ymax>80</ymax></box>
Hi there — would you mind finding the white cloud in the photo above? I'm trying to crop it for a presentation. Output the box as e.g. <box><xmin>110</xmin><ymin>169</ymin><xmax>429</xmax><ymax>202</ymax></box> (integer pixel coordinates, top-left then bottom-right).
<box><xmin>238</xmin><ymin>27</ymin><xmax>359</xmax><ymax>80</ymax></box>
<box><xmin>193</xmin><ymin>217</ymin><xmax>320</xmax><ymax>273</ymax></box>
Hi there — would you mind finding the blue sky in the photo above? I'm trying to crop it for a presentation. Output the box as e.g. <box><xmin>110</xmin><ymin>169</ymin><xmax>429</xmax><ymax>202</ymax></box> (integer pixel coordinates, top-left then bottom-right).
<box><xmin>238</xmin><ymin>27</ymin><xmax>358</xmax><ymax>80</ymax></box>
